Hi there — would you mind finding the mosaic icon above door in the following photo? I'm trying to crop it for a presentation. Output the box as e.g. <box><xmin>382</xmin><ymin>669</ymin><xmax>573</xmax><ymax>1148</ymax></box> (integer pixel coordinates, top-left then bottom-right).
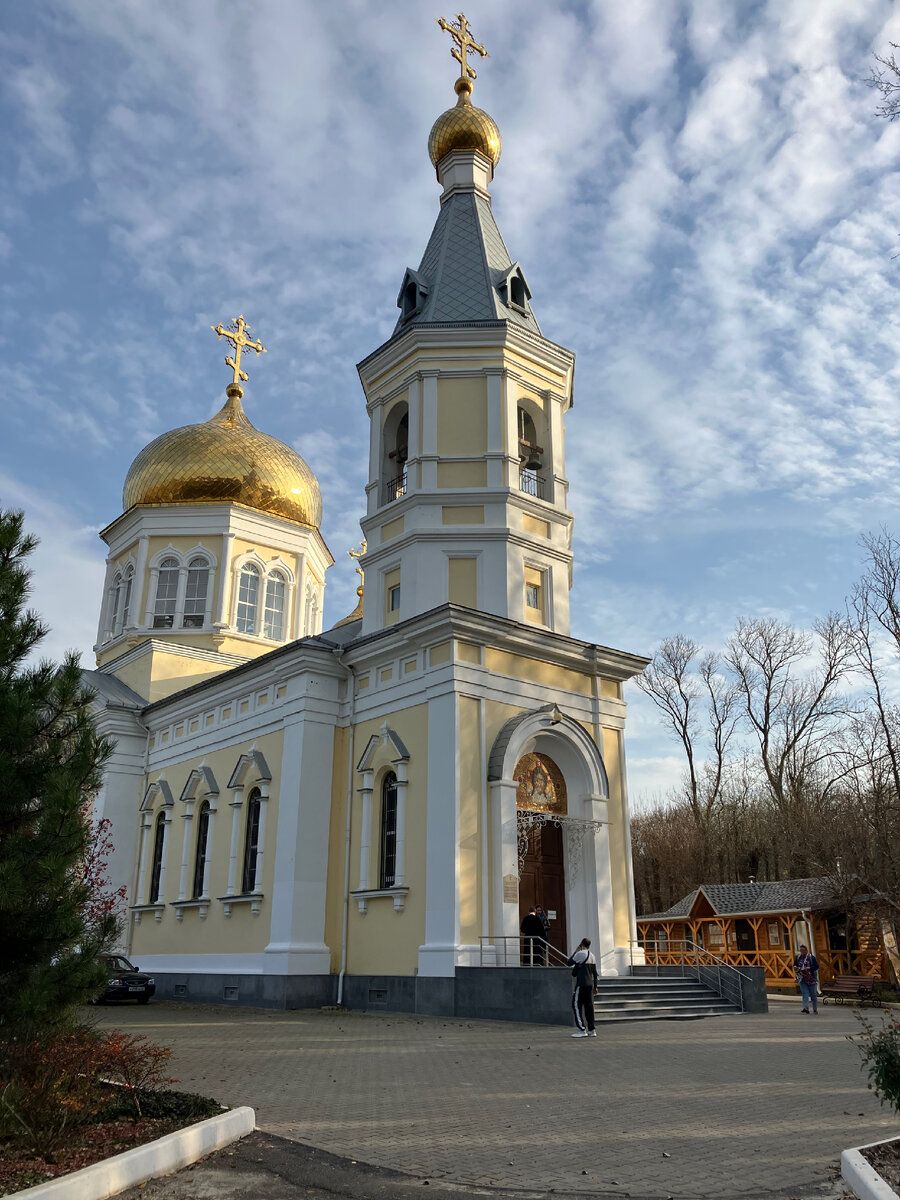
<box><xmin>514</xmin><ymin>753</ymin><xmax>567</xmax><ymax>814</ymax></box>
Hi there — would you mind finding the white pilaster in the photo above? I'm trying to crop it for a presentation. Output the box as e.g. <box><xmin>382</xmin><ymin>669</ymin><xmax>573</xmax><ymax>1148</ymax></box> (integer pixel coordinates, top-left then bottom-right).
<box><xmin>225</xmin><ymin>789</ymin><xmax>243</xmax><ymax>896</ymax></box>
<box><xmin>418</xmin><ymin>690</ymin><xmax>459</xmax><ymax>977</ymax></box>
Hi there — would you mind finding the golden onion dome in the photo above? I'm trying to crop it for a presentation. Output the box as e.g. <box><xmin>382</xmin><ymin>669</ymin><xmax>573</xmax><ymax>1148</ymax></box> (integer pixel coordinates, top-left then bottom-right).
<box><xmin>428</xmin><ymin>77</ymin><xmax>501</xmax><ymax>167</ymax></box>
<box><xmin>123</xmin><ymin>385</ymin><xmax>322</xmax><ymax>528</ymax></box>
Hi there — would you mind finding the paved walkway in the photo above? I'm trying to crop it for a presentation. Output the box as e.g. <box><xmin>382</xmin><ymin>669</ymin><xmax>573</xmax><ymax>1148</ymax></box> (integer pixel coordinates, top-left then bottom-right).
<box><xmin>95</xmin><ymin>1003</ymin><xmax>891</xmax><ymax>1199</ymax></box>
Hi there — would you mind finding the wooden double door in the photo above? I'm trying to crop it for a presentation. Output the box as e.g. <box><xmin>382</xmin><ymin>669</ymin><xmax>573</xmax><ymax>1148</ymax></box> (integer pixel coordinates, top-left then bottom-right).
<box><xmin>518</xmin><ymin>820</ymin><xmax>568</xmax><ymax>959</ymax></box>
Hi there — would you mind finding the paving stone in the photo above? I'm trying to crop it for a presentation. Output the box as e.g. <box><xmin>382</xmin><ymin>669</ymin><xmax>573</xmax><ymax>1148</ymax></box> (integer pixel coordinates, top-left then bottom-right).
<box><xmin>96</xmin><ymin>1003</ymin><xmax>890</xmax><ymax>1198</ymax></box>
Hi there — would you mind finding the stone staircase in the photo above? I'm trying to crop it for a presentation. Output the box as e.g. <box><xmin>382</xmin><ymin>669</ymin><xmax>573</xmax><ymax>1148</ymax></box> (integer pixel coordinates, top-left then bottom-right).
<box><xmin>592</xmin><ymin>974</ymin><xmax>738</xmax><ymax>1024</ymax></box>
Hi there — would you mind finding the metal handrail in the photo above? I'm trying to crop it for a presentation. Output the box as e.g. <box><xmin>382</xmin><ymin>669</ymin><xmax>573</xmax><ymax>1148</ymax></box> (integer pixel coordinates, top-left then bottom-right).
<box><xmin>637</xmin><ymin>938</ymin><xmax>753</xmax><ymax>981</ymax></box>
<box><xmin>478</xmin><ymin>935</ymin><xmax>569</xmax><ymax>968</ymax></box>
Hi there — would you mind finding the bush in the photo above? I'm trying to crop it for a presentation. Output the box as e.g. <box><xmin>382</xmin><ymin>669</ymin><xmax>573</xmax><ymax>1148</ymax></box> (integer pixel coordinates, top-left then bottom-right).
<box><xmin>853</xmin><ymin>1013</ymin><xmax>900</xmax><ymax>1115</ymax></box>
<box><xmin>0</xmin><ymin>1028</ymin><xmax>109</xmax><ymax>1157</ymax></box>
<box><xmin>100</xmin><ymin>1032</ymin><xmax>173</xmax><ymax>1119</ymax></box>
<box><xmin>0</xmin><ymin>1026</ymin><xmax>178</xmax><ymax>1155</ymax></box>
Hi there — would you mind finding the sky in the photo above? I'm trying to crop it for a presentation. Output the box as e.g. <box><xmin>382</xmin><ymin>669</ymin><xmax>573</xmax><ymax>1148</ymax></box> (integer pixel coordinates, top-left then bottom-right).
<box><xmin>3</xmin><ymin>0</ymin><xmax>900</xmax><ymax>803</ymax></box>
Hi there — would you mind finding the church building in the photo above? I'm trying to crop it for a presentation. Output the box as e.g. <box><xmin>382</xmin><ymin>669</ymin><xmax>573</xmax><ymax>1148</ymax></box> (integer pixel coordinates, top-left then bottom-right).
<box><xmin>86</xmin><ymin>17</ymin><xmax>649</xmax><ymax>1013</ymax></box>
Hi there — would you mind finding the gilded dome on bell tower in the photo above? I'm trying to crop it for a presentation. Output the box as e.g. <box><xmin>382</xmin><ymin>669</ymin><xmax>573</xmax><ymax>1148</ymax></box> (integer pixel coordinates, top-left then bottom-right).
<box><xmin>428</xmin><ymin>13</ymin><xmax>501</xmax><ymax>169</ymax></box>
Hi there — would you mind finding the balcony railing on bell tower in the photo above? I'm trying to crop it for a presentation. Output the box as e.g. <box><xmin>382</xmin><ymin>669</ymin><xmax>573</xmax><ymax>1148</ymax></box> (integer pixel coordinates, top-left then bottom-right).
<box><xmin>519</xmin><ymin>468</ymin><xmax>547</xmax><ymax>500</ymax></box>
<box><xmin>385</xmin><ymin>468</ymin><xmax>408</xmax><ymax>504</ymax></box>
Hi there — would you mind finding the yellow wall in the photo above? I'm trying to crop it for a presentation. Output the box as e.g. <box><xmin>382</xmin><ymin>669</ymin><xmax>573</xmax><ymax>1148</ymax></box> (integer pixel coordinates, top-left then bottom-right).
<box><xmin>448</xmin><ymin>558</ymin><xmax>477</xmax><ymax>607</ymax></box>
<box><xmin>380</xmin><ymin>516</ymin><xmax>405</xmax><ymax>543</ymax></box>
<box><xmin>131</xmin><ymin>729</ymin><xmax>285</xmax><ymax>958</ymax></box>
<box><xmin>522</xmin><ymin>514</ymin><xmax>550</xmax><ymax>538</ymax></box>
<box><xmin>342</xmin><ymin>705</ymin><xmax>429</xmax><ymax>976</ymax></box>
<box><xmin>442</xmin><ymin>506</ymin><xmax>484</xmax><ymax>525</ymax></box>
<box><xmin>436</xmin><ymin>377</ymin><xmax>487</xmax><ymax>455</ymax></box>
<box><xmin>437</xmin><ymin>461</ymin><xmax>487</xmax><ymax>489</ymax></box>
<box><xmin>484</xmin><ymin>648</ymin><xmax>593</xmax><ymax>697</ymax></box>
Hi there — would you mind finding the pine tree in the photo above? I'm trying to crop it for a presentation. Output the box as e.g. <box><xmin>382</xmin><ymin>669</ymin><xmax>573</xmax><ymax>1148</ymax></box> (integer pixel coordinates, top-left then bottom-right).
<box><xmin>0</xmin><ymin>509</ymin><xmax>116</xmax><ymax>1035</ymax></box>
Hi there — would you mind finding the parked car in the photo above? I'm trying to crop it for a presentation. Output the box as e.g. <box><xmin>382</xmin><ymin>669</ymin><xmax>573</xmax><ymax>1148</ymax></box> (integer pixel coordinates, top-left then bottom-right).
<box><xmin>98</xmin><ymin>955</ymin><xmax>156</xmax><ymax>1004</ymax></box>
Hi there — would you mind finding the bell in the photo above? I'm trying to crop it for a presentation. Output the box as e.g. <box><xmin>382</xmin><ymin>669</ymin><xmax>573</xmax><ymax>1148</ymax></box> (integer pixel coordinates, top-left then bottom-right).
<box><xmin>524</xmin><ymin>448</ymin><xmax>542</xmax><ymax>471</ymax></box>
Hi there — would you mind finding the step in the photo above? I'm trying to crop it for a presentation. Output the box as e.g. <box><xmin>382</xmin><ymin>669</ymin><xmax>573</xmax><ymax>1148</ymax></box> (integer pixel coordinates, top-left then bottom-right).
<box><xmin>593</xmin><ymin>1005</ymin><xmax>738</xmax><ymax>1025</ymax></box>
<box><xmin>594</xmin><ymin>996</ymin><xmax>733</xmax><ymax>1011</ymax></box>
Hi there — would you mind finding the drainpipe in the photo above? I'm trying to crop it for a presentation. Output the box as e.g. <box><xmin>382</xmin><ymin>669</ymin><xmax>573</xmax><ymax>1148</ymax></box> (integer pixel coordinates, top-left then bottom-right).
<box><xmin>334</xmin><ymin>649</ymin><xmax>356</xmax><ymax>1007</ymax></box>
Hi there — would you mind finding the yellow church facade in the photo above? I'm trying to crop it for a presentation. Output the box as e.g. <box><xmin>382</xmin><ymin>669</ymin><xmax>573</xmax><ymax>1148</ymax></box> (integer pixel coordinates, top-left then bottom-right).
<box><xmin>86</xmin><ymin>19</ymin><xmax>649</xmax><ymax>1014</ymax></box>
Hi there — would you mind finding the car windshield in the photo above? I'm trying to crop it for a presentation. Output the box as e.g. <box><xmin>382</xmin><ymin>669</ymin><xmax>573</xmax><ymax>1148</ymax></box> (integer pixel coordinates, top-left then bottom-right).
<box><xmin>105</xmin><ymin>956</ymin><xmax>136</xmax><ymax>972</ymax></box>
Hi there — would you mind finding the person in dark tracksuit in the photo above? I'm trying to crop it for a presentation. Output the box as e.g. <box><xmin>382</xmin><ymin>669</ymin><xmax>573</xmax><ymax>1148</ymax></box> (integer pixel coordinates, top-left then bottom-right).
<box><xmin>567</xmin><ymin>937</ymin><xmax>598</xmax><ymax>1037</ymax></box>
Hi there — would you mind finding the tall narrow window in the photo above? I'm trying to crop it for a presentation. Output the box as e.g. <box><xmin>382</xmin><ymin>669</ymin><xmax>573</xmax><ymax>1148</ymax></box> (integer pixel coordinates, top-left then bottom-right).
<box><xmin>153</xmin><ymin>558</ymin><xmax>180</xmax><ymax>629</ymax></box>
<box><xmin>241</xmin><ymin>789</ymin><xmax>262</xmax><ymax>893</ymax></box>
<box><xmin>192</xmin><ymin>800</ymin><xmax>211</xmax><ymax>899</ymax></box>
<box><xmin>121</xmin><ymin>567</ymin><xmax>133</xmax><ymax>631</ymax></box>
<box><xmin>111</xmin><ymin>572</ymin><xmax>124</xmax><ymax>634</ymax></box>
<box><xmin>263</xmin><ymin>570</ymin><xmax>286</xmax><ymax>640</ymax></box>
<box><xmin>235</xmin><ymin>564</ymin><xmax>260</xmax><ymax>633</ymax></box>
<box><xmin>379</xmin><ymin>772</ymin><xmax>398</xmax><ymax>888</ymax></box>
<box><xmin>182</xmin><ymin>557</ymin><xmax>209</xmax><ymax>628</ymax></box>
<box><xmin>148</xmin><ymin>812</ymin><xmax>166</xmax><ymax>903</ymax></box>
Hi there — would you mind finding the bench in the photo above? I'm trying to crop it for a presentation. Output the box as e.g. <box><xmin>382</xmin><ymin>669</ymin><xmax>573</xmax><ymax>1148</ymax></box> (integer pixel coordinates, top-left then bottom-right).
<box><xmin>820</xmin><ymin>974</ymin><xmax>881</xmax><ymax>1006</ymax></box>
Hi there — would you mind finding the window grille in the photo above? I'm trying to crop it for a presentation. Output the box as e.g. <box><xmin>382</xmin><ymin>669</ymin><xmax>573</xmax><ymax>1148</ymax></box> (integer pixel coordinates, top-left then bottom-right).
<box><xmin>241</xmin><ymin>789</ymin><xmax>262</xmax><ymax>893</ymax></box>
<box><xmin>153</xmin><ymin>558</ymin><xmax>180</xmax><ymax>629</ymax></box>
<box><xmin>380</xmin><ymin>773</ymin><xmax>398</xmax><ymax>888</ymax></box>
<box><xmin>236</xmin><ymin>564</ymin><xmax>261</xmax><ymax>634</ymax></box>
<box><xmin>183</xmin><ymin>558</ymin><xmax>209</xmax><ymax>628</ymax></box>
<box><xmin>192</xmin><ymin>801</ymin><xmax>210</xmax><ymax>899</ymax></box>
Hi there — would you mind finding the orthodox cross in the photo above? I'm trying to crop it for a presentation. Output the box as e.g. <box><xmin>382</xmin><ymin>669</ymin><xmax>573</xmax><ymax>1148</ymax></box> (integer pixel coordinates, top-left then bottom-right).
<box><xmin>211</xmin><ymin>315</ymin><xmax>267</xmax><ymax>387</ymax></box>
<box><xmin>348</xmin><ymin>539</ymin><xmax>367</xmax><ymax>585</ymax></box>
<box><xmin>436</xmin><ymin>12</ymin><xmax>488</xmax><ymax>81</ymax></box>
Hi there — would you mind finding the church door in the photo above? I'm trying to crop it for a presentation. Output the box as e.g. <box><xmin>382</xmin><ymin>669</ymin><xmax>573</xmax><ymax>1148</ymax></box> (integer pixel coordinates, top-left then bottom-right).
<box><xmin>519</xmin><ymin>822</ymin><xmax>568</xmax><ymax>959</ymax></box>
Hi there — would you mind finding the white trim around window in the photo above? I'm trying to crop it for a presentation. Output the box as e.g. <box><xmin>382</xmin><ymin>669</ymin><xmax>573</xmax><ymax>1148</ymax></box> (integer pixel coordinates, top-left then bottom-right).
<box><xmin>230</xmin><ymin>551</ymin><xmax>295</xmax><ymax>642</ymax></box>
<box><xmin>143</xmin><ymin>545</ymin><xmax>218</xmax><ymax>633</ymax></box>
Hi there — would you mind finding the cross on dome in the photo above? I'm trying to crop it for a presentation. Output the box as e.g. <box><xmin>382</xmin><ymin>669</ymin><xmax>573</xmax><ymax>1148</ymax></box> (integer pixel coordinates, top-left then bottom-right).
<box><xmin>436</xmin><ymin>12</ymin><xmax>488</xmax><ymax>83</ymax></box>
<box><xmin>211</xmin><ymin>315</ymin><xmax>267</xmax><ymax>390</ymax></box>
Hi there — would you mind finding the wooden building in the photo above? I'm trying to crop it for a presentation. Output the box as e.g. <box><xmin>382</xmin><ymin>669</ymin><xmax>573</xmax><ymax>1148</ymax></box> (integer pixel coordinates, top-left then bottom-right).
<box><xmin>637</xmin><ymin>879</ymin><xmax>888</xmax><ymax>989</ymax></box>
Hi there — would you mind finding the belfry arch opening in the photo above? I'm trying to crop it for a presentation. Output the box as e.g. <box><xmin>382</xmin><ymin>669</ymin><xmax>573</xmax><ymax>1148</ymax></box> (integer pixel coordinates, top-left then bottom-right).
<box><xmin>517</xmin><ymin>401</ymin><xmax>547</xmax><ymax>499</ymax></box>
<box><xmin>382</xmin><ymin>401</ymin><xmax>409</xmax><ymax>504</ymax></box>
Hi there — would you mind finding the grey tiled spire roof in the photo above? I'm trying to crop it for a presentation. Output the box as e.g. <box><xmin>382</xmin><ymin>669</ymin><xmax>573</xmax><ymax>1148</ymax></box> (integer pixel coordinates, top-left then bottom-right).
<box><xmin>392</xmin><ymin>191</ymin><xmax>541</xmax><ymax>335</ymax></box>
<box><xmin>640</xmin><ymin>877</ymin><xmax>840</xmax><ymax>921</ymax></box>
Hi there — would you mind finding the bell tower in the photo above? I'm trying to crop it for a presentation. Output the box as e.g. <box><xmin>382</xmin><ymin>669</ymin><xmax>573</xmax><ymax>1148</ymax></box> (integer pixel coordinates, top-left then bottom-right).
<box><xmin>357</xmin><ymin>17</ymin><xmax>575</xmax><ymax>637</ymax></box>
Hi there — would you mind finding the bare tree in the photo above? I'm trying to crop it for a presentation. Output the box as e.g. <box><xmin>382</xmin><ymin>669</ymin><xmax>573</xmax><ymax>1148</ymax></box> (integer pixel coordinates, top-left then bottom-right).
<box><xmin>724</xmin><ymin>616</ymin><xmax>856</xmax><ymax>872</ymax></box>
<box><xmin>868</xmin><ymin>44</ymin><xmax>900</xmax><ymax>121</ymax></box>
<box><xmin>636</xmin><ymin>636</ymin><xmax>741</xmax><ymax>872</ymax></box>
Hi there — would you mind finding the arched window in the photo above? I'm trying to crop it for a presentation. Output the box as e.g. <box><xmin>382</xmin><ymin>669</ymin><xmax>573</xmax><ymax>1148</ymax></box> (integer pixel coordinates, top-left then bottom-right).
<box><xmin>183</xmin><ymin>557</ymin><xmax>209</xmax><ymax>628</ymax></box>
<box><xmin>148</xmin><ymin>812</ymin><xmax>166</xmax><ymax>903</ymax></box>
<box><xmin>153</xmin><ymin>557</ymin><xmax>180</xmax><ymax>629</ymax></box>
<box><xmin>192</xmin><ymin>800</ymin><xmax>211</xmax><ymax>899</ymax></box>
<box><xmin>235</xmin><ymin>564</ymin><xmax>261</xmax><ymax>634</ymax></box>
<box><xmin>110</xmin><ymin>572</ymin><xmax>123</xmax><ymax>634</ymax></box>
<box><xmin>120</xmin><ymin>566</ymin><xmax>133</xmax><ymax>631</ymax></box>
<box><xmin>241</xmin><ymin>789</ymin><xmax>262</xmax><ymax>893</ymax></box>
<box><xmin>510</xmin><ymin>273</ymin><xmax>527</xmax><ymax>310</ymax></box>
<box><xmin>263</xmin><ymin>570</ymin><xmax>286</xmax><ymax>640</ymax></box>
<box><xmin>379</xmin><ymin>772</ymin><xmax>398</xmax><ymax>889</ymax></box>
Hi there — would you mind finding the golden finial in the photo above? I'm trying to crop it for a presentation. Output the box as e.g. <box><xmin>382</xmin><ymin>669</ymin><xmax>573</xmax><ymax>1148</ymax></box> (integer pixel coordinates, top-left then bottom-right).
<box><xmin>436</xmin><ymin>12</ymin><xmax>488</xmax><ymax>95</ymax></box>
<box><xmin>211</xmin><ymin>315</ymin><xmax>267</xmax><ymax>392</ymax></box>
<box><xmin>348</xmin><ymin>539</ymin><xmax>367</xmax><ymax>597</ymax></box>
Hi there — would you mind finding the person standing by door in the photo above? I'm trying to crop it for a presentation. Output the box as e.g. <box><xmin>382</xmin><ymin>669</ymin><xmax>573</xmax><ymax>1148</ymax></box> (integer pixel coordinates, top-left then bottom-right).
<box><xmin>535</xmin><ymin>905</ymin><xmax>551</xmax><ymax>964</ymax></box>
<box><xmin>568</xmin><ymin>937</ymin><xmax>598</xmax><ymax>1037</ymax></box>
<box><xmin>520</xmin><ymin>907</ymin><xmax>545</xmax><ymax>966</ymax></box>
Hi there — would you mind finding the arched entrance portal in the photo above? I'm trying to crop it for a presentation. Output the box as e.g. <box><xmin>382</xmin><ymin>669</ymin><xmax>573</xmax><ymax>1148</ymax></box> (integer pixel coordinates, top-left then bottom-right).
<box><xmin>515</xmin><ymin>753</ymin><xmax>568</xmax><ymax>958</ymax></box>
